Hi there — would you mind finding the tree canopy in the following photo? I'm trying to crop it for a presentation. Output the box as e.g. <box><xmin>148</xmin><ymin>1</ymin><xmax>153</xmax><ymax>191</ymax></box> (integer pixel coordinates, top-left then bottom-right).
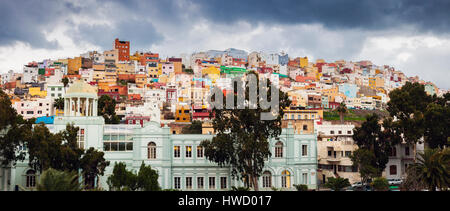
<box><xmin>98</xmin><ymin>95</ymin><xmax>120</xmax><ymax>124</ymax></box>
<box><xmin>200</xmin><ymin>71</ymin><xmax>291</xmax><ymax>190</ymax></box>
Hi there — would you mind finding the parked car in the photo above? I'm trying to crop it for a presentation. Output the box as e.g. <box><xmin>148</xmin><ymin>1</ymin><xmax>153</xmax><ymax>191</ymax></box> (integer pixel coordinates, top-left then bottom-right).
<box><xmin>387</xmin><ymin>178</ymin><xmax>403</xmax><ymax>185</ymax></box>
<box><xmin>351</xmin><ymin>182</ymin><xmax>363</xmax><ymax>188</ymax></box>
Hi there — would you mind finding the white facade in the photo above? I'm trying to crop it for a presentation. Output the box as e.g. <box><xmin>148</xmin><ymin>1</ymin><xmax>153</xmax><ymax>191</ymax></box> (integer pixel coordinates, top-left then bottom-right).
<box><xmin>22</xmin><ymin>66</ymin><xmax>39</xmax><ymax>84</ymax></box>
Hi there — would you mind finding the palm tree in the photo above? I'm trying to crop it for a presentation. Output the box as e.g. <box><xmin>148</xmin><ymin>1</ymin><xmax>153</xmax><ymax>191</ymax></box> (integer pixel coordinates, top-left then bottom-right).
<box><xmin>53</xmin><ymin>97</ymin><xmax>65</xmax><ymax>110</ymax></box>
<box><xmin>325</xmin><ymin>177</ymin><xmax>351</xmax><ymax>191</ymax></box>
<box><xmin>410</xmin><ymin>148</ymin><xmax>450</xmax><ymax>191</ymax></box>
<box><xmin>336</xmin><ymin>102</ymin><xmax>348</xmax><ymax>124</ymax></box>
<box><xmin>37</xmin><ymin>168</ymin><xmax>84</xmax><ymax>191</ymax></box>
<box><xmin>62</xmin><ymin>77</ymin><xmax>69</xmax><ymax>88</ymax></box>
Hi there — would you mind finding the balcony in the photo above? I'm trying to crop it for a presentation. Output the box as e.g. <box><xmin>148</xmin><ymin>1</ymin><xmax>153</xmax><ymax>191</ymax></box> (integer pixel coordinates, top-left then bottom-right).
<box><xmin>326</xmin><ymin>157</ymin><xmax>342</xmax><ymax>162</ymax></box>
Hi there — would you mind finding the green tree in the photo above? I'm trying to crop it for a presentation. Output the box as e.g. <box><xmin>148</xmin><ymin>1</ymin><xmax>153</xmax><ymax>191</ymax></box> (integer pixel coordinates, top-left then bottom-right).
<box><xmin>409</xmin><ymin>148</ymin><xmax>450</xmax><ymax>191</ymax></box>
<box><xmin>387</xmin><ymin>82</ymin><xmax>432</xmax><ymax>145</ymax></box>
<box><xmin>80</xmin><ymin>147</ymin><xmax>110</xmax><ymax>189</ymax></box>
<box><xmin>27</xmin><ymin>124</ymin><xmax>84</xmax><ymax>173</ymax></box>
<box><xmin>325</xmin><ymin>177</ymin><xmax>350</xmax><ymax>191</ymax></box>
<box><xmin>423</xmin><ymin>101</ymin><xmax>450</xmax><ymax>149</ymax></box>
<box><xmin>372</xmin><ymin>177</ymin><xmax>389</xmax><ymax>191</ymax></box>
<box><xmin>200</xmin><ymin>71</ymin><xmax>291</xmax><ymax>190</ymax></box>
<box><xmin>350</xmin><ymin>149</ymin><xmax>379</xmax><ymax>184</ymax></box>
<box><xmin>53</xmin><ymin>97</ymin><xmax>65</xmax><ymax>110</ymax></box>
<box><xmin>336</xmin><ymin>102</ymin><xmax>348</xmax><ymax>123</ymax></box>
<box><xmin>231</xmin><ymin>186</ymin><xmax>250</xmax><ymax>191</ymax></box>
<box><xmin>37</xmin><ymin>168</ymin><xmax>83</xmax><ymax>191</ymax></box>
<box><xmin>137</xmin><ymin>162</ymin><xmax>161</xmax><ymax>191</ymax></box>
<box><xmin>293</xmin><ymin>184</ymin><xmax>308</xmax><ymax>191</ymax></box>
<box><xmin>107</xmin><ymin>162</ymin><xmax>138</xmax><ymax>191</ymax></box>
<box><xmin>352</xmin><ymin>114</ymin><xmax>393</xmax><ymax>177</ymax></box>
<box><xmin>403</xmin><ymin>164</ymin><xmax>427</xmax><ymax>191</ymax></box>
<box><xmin>0</xmin><ymin>89</ymin><xmax>33</xmax><ymax>166</ymax></box>
<box><xmin>62</xmin><ymin>77</ymin><xmax>69</xmax><ymax>88</ymax></box>
<box><xmin>98</xmin><ymin>95</ymin><xmax>120</xmax><ymax>124</ymax></box>
<box><xmin>181</xmin><ymin>120</ymin><xmax>203</xmax><ymax>134</ymax></box>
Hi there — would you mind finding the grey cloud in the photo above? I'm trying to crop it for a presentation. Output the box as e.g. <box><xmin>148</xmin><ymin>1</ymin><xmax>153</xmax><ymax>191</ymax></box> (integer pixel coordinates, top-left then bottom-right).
<box><xmin>70</xmin><ymin>20</ymin><xmax>164</xmax><ymax>51</ymax></box>
<box><xmin>0</xmin><ymin>0</ymin><xmax>82</xmax><ymax>48</ymax></box>
<box><xmin>189</xmin><ymin>0</ymin><xmax>450</xmax><ymax>33</ymax></box>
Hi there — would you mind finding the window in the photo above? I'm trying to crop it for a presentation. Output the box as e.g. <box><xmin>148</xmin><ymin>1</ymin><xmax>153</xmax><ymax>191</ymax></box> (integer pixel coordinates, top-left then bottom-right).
<box><xmin>220</xmin><ymin>177</ymin><xmax>227</xmax><ymax>189</ymax></box>
<box><xmin>26</xmin><ymin>170</ymin><xmax>36</xmax><ymax>188</ymax></box>
<box><xmin>345</xmin><ymin>151</ymin><xmax>352</xmax><ymax>157</ymax></box>
<box><xmin>390</xmin><ymin>147</ymin><xmax>397</xmax><ymax>157</ymax></box>
<box><xmin>302</xmin><ymin>173</ymin><xmax>308</xmax><ymax>184</ymax></box>
<box><xmin>262</xmin><ymin>171</ymin><xmax>272</xmax><ymax>188</ymax></box>
<box><xmin>347</xmin><ymin>131</ymin><xmax>352</xmax><ymax>135</ymax></box>
<box><xmin>330</xmin><ymin>130</ymin><xmax>335</xmax><ymax>134</ymax></box>
<box><xmin>197</xmin><ymin>146</ymin><xmax>203</xmax><ymax>158</ymax></box>
<box><xmin>174</xmin><ymin>146</ymin><xmax>180</xmax><ymax>158</ymax></box>
<box><xmin>405</xmin><ymin>147</ymin><xmax>410</xmax><ymax>156</ymax></box>
<box><xmin>281</xmin><ymin>170</ymin><xmax>291</xmax><ymax>188</ymax></box>
<box><xmin>302</xmin><ymin>145</ymin><xmax>308</xmax><ymax>156</ymax></box>
<box><xmin>186</xmin><ymin>177</ymin><xmax>192</xmax><ymax>190</ymax></box>
<box><xmin>338</xmin><ymin>131</ymin><xmax>342</xmax><ymax>135</ymax></box>
<box><xmin>77</xmin><ymin>129</ymin><xmax>85</xmax><ymax>149</ymax></box>
<box><xmin>275</xmin><ymin>141</ymin><xmax>283</xmax><ymax>158</ymax></box>
<box><xmin>197</xmin><ymin>177</ymin><xmax>204</xmax><ymax>189</ymax></box>
<box><xmin>303</xmin><ymin>125</ymin><xmax>308</xmax><ymax>130</ymax></box>
<box><xmin>186</xmin><ymin>146</ymin><xmax>192</xmax><ymax>158</ymax></box>
<box><xmin>209</xmin><ymin>177</ymin><xmax>215</xmax><ymax>189</ymax></box>
<box><xmin>328</xmin><ymin>150</ymin><xmax>332</xmax><ymax>157</ymax></box>
<box><xmin>174</xmin><ymin>177</ymin><xmax>181</xmax><ymax>189</ymax></box>
<box><xmin>390</xmin><ymin>165</ymin><xmax>397</xmax><ymax>175</ymax></box>
<box><xmin>148</xmin><ymin>142</ymin><xmax>156</xmax><ymax>159</ymax></box>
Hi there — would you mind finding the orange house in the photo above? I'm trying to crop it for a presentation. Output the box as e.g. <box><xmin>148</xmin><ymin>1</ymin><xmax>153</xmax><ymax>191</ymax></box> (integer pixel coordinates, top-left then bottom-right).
<box><xmin>128</xmin><ymin>94</ymin><xmax>142</xmax><ymax>101</ymax></box>
<box><xmin>140</xmin><ymin>53</ymin><xmax>159</xmax><ymax>65</ymax></box>
<box><xmin>114</xmin><ymin>38</ymin><xmax>130</xmax><ymax>62</ymax></box>
<box><xmin>135</xmin><ymin>74</ymin><xmax>147</xmax><ymax>88</ymax></box>
<box><xmin>118</xmin><ymin>74</ymin><xmax>136</xmax><ymax>82</ymax></box>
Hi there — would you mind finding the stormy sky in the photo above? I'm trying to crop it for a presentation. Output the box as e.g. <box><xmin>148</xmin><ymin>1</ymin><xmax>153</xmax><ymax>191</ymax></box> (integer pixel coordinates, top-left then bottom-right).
<box><xmin>0</xmin><ymin>0</ymin><xmax>449</xmax><ymax>89</ymax></box>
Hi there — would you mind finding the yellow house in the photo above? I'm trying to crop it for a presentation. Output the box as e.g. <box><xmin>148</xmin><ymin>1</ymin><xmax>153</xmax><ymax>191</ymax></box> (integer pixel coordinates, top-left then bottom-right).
<box><xmin>116</xmin><ymin>63</ymin><xmax>135</xmax><ymax>75</ymax></box>
<box><xmin>202</xmin><ymin>66</ymin><xmax>220</xmax><ymax>83</ymax></box>
<box><xmin>288</xmin><ymin>91</ymin><xmax>308</xmax><ymax>107</ymax></box>
<box><xmin>369</xmin><ymin>77</ymin><xmax>385</xmax><ymax>89</ymax></box>
<box><xmin>321</xmin><ymin>87</ymin><xmax>339</xmax><ymax>102</ymax></box>
<box><xmin>68</xmin><ymin>57</ymin><xmax>82</xmax><ymax>75</ymax></box>
<box><xmin>175</xmin><ymin>104</ymin><xmax>191</xmax><ymax>122</ymax></box>
<box><xmin>29</xmin><ymin>87</ymin><xmax>47</xmax><ymax>98</ymax></box>
<box><xmin>299</xmin><ymin>57</ymin><xmax>308</xmax><ymax>68</ymax></box>
<box><xmin>148</xmin><ymin>66</ymin><xmax>161</xmax><ymax>79</ymax></box>
<box><xmin>316</xmin><ymin>59</ymin><xmax>325</xmax><ymax>64</ymax></box>
<box><xmin>55</xmin><ymin>108</ymin><xmax>64</xmax><ymax>116</ymax></box>
<box><xmin>92</xmin><ymin>70</ymin><xmax>106</xmax><ymax>82</ymax></box>
<box><xmin>135</xmin><ymin>74</ymin><xmax>147</xmax><ymax>88</ymax></box>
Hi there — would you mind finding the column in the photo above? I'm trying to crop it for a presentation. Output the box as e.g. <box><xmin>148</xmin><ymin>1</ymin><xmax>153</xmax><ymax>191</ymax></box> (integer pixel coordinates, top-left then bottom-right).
<box><xmin>93</xmin><ymin>99</ymin><xmax>98</xmax><ymax>116</ymax></box>
<box><xmin>84</xmin><ymin>98</ymin><xmax>89</xmax><ymax>116</ymax></box>
<box><xmin>77</xmin><ymin>97</ymin><xmax>81</xmax><ymax>116</ymax></box>
<box><xmin>70</xmin><ymin>98</ymin><xmax>74</xmax><ymax>116</ymax></box>
<box><xmin>64</xmin><ymin>98</ymin><xmax>67</xmax><ymax>116</ymax></box>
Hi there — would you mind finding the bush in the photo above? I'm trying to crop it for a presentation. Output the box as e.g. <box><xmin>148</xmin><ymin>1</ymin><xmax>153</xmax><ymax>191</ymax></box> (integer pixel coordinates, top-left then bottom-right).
<box><xmin>325</xmin><ymin>177</ymin><xmax>351</xmax><ymax>191</ymax></box>
<box><xmin>293</xmin><ymin>184</ymin><xmax>308</xmax><ymax>191</ymax></box>
<box><xmin>231</xmin><ymin>186</ymin><xmax>250</xmax><ymax>191</ymax></box>
<box><xmin>372</xmin><ymin>177</ymin><xmax>389</xmax><ymax>191</ymax></box>
<box><xmin>37</xmin><ymin>168</ymin><xmax>83</xmax><ymax>191</ymax></box>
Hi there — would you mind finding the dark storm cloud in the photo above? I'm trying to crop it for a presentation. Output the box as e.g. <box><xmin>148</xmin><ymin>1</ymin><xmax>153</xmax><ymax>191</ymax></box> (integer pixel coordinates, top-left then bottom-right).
<box><xmin>2</xmin><ymin>0</ymin><xmax>450</xmax><ymax>49</ymax></box>
<box><xmin>70</xmin><ymin>20</ymin><xmax>164</xmax><ymax>51</ymax></box>
<box><xmin>189</xmin><ymin>0</ymin><xmax>450</xmax><ymax>33</ymax></box>
<box><xmin>0</xmin><ymin>0</ymin><xmax>83</xmax><ymax>48</ymax></box>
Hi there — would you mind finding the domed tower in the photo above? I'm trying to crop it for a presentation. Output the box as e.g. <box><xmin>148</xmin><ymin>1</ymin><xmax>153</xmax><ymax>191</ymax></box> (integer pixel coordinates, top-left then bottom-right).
<box><xmin>64</xmin><ymin>80</ymin><xmax>98</xmax><ymax>117</ymax></box>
